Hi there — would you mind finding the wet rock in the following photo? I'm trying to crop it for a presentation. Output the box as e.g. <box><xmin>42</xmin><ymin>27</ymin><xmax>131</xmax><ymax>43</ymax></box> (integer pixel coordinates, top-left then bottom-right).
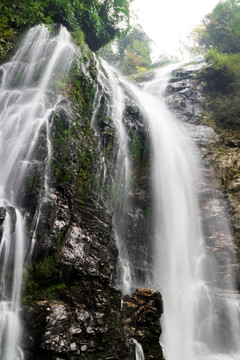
<box><xmin>23</xmin><ymin>282</ymin><xmax>135</xmax><ymax>360</ymax></box>
<box><xmin>0</xmin><ymin>207</ymin><xmax>6</xmax><ymax>240</ymax></box>
<box><xmin>115</xmin><ymin>92</ymin><xmax>153</xmax><ymax>290</ymax></box>
<box><xmin>32</xmin><ymin>191</ymin><xmax>71</xmax><ymax>257</ymax></box>
<box><xmin>209</xmin><ymin>147</ymin><xmax>240</xmax><ymax>251</ymax></box>
<box><xmin>21</xmin><ymin>162</ymin><xmax>45</xmax><ymax>211</ymax></box>
<box><xmin>166</xmin><ymin>61</ymin><xmax>206</xmax><ymax>125</ymax></box>
<box><xmin>22</xmin><ymin>50</ymin><xmax>136</xmax><ymax>360</ymax></box>
<box><xmin>123</xmin><ymin>288</ymin><xmax>164</xmax><ymax>360</ymax></box>
<box><xmin>61</xmin><ymin>222</ymin><xmax>111</xmax><ymax>278</ymax></box>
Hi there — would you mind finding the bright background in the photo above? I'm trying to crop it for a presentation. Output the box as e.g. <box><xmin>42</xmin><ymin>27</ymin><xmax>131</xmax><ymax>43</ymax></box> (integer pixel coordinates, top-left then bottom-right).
<box><xmin>131</xmin><ymin>0</ymin><xmax>220</xmax><ymax>58</ymax></box>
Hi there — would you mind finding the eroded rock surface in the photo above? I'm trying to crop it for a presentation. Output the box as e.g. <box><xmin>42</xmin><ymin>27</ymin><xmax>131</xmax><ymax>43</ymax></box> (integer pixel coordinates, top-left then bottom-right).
<box><xmin>123</xmin><ymin>288</ymin><xmax>163</xmax><ymax>360</ymax></box>
<box><xmin>0</xmin><ymin>207</ymin><xmax>6</xmax><ymax>240</ymax></box>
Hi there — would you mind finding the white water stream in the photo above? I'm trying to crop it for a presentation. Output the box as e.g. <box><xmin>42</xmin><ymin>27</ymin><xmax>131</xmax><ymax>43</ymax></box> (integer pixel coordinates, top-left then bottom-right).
<box><xmin>124</xmin><ymin>65</ymin><xmax>240</xmax><ymax>360</ymax></box>
<box><xmin>97</xmin><ymin>60</ymin><xmax>240</xmax><ymax>359</ymax></box>
<box><xmin>101</xmin><ymin>62</ymin><xmax>133</xmax><ymax>295</ymax></box>
<box><xmin>133</xmin><ymin>338</ymin><xmax>145</xmax><ymax>360</ymax></box>
<box><xmin>0</xmin><ymin>25</ymin><xmax>76</xmax><ymax>360</ymax></box>
<box><xmin>92</xmin><ymin>60</ymin><xmax>133</xmax><ymax>295</ymax></box>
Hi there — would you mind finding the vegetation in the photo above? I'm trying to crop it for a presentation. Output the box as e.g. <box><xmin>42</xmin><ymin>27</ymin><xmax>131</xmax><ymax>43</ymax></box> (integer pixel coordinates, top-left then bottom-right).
<box><xmin>0</xmin><ymin>0</ymin><xmax>132</xmax><ymax>60</ymax></box>
<box><xmin>99</xmin><ymin>26</ymin><xmax>152</xmax><ymax>75</ymax></box>
<box><xmin>151</xmin><ymin>54</ymin><xmax>178</xmax><ymax>69</ymax></box>
<box><xmin>200</xmin><ymin>0</ymin><xmax>240</xmax><ymax>54</ymax></box>
<box><xmin>192</xmin><ymin>0</ymin><xmax>240</xmax><ymax>131</ymax></box>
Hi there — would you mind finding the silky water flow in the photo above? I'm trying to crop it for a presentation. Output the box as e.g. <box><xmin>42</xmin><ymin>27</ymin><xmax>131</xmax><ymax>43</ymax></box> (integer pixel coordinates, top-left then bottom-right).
<box><xmin>0</xmin><ymin>25</ymin><xmax>76</xmax><ymax>360</ymax></box>
<box><xmin>91</xmin><ymin>59</ymin><xmax>134</xmax><ymax>295</ymax></box>
<box><xmin>127</xmin><ymin>65</ymin><xmax>240</xmax><ymax>360</ymax></box>
<box><xmin>96</xmin><ymin>59</ymin><xmax>240</xmax><ymax>359</ymax></box>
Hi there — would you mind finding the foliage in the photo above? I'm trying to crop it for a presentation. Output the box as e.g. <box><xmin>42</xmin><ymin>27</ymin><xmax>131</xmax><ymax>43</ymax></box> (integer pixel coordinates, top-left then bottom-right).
<box><xmin>198</xmin><ymin>50</ymin><xmax>240</xmax><ymax>130</ymax></box>
<box><xmin>79</xmin><ymin>0</ymin><xmax>132</xmax><ymax>52</ymax></box>
<box><xmin>98</xmin><ymin>40</ymin><xmax>120</xmax><ymax>66</ymax></box>
<box><xmin>200</xmin><ymin>49</ymin><xmax>240</xmax><ymax>95</ymax></box>
<box><xmin>185</xmin><ymin>25</ymin><xmax>207</xmax><ymax>56</ymax></box>
<box><xmin>199</xmin><ymin>0</ymin><xmax>240</xmax><ymax>53</ymax></box>
<box><xmin>205</xmin><ymin>49</ymin><xmax>240</xmax><ymax>77</ymax></box>
<box><xmin>190</xmin><ymin>0</ymin><xmax>240</xmax><ymax>130</ymax></box>
<box><xmin>118</xmin><ymin>27</ymin><xmax>152</xmax><ymax>74</ymax></box>
<box><xmin>207</xmin><ymin>94</ymin><xmax>240</xmax><ymax>129</ymax></box>
<box><xmin>151</xmin><ymin>54</ymin><xmax>178</xmax><ymax>69</ymax></box>
<box><xmin>0</xmin><ymin>0</ymin><xmax>47</xmax><ymax>60</ymax></box>
<box><xmin>100</xmin><ymin>26</ymin><xmax>152</xmax><ymax>75</ymax></box>
<box><xmin>0</xmin><ymin>0</ymin><xmax>132</xmax><ymax>60</ymax></box>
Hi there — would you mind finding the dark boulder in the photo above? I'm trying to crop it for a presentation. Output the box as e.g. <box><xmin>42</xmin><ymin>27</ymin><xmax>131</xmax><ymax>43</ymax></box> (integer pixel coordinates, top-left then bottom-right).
<box><xmin>123</xmin><ymin>288</ymin><xmax>164</xmax><ymax>360</ymax></box>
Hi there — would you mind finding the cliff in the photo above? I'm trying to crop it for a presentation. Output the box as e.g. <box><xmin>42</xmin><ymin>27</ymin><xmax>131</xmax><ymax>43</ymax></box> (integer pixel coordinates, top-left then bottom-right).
<box><xmin>0</xmin><ymin>27</ymin><xmax>161</xmax><ymax>359</ymax></box>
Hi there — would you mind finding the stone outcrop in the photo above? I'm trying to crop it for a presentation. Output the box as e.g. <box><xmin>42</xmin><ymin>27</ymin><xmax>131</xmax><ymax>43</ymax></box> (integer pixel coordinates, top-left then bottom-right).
<box><xmin>0</xmin><ymin>207</ymin><xmax>6</xmax><ymax>240</ymax></box>
<box><xmin>166</xmin><ymin>61</ymin><xmax>206</xmax><ymax>125</ymax></box>
<box><xmin>19</xmin><ymin>42</ymin><xmax>162</xmax><ymax>359</ymax></box>
<box><xmin>123</xmin><ymin>288</ymin><xmax>164</xmax><ymax>360</ymax></box>
<box><xmin>23</xmin><ymin>282</ymin><xmax>135</xmax><ymax>360</ymax></box>
<box><xmin>20</xmin><ymin>49</ymin><xmax>136</xmax><ymax>359</ymax></box>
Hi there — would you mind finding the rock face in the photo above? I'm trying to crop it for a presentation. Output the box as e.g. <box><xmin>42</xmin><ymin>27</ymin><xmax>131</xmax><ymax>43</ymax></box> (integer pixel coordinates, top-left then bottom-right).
<box><xmin>123</xmin><ymin>289</ymin><xmax>164</xmax><ymax>360</ymax></box>
<box><xmin>166</xmin><ymin>62</ymin><xmax>206</xmax><ymax>125</ymax></box>
<box><xmin>118</xmin><ymin>92</ymin><xmax>153</xmax><ymax>289</ymax></box>
<box><xmin>0</xmin><ymin>207</ymin><xmax>6</xmax><ymax>240</ymax></box>
<box><xmin>19</xmin><ymin>39</ymin><xmax>161</xmax><ymax>359</ymax></box>
<box><xmin>19</xmin><ymin>46</ymin><xmax>135</xmax><ymax>359</ymax></box>
<box><xmin>23</xmin><ymin>283</ymin><xmax>134</xmax><ymax>360</ymax></box>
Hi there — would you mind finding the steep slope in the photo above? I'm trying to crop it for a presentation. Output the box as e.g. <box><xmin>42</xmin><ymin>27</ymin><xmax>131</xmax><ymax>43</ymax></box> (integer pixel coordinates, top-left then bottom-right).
<box><xmin>0</xmin><ymin>26</ymin><xmax>163</xmax><ymax>360</ymax></box>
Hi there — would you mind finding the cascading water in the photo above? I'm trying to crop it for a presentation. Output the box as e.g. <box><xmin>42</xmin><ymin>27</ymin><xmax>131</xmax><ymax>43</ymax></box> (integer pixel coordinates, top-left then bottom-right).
<box><xmin>93</xmin><ymin>59</ymin><xmax>133</xmax><ymax>295</ymax></box>
<box><xmin>0</xmin><ymin>25</ymin><xmax>76</xmax><ymax>359</ymax></box>
<box><xmin>1</xmin><ymin>21</ymin><xmax>239</xmax><ymax>360</ymax></box>
<box><xmin>133</xmin><ymin>339</ymin><xmax>145</xmax><ymax>360</ymax></box>
<box><xmin>123</xmin><ymin>65</ymin><xmax>240</xmax><ymax>360</ymax></box>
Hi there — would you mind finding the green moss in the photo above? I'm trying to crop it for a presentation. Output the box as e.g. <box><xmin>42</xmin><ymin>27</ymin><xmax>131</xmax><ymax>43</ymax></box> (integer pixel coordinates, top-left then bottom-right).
<box><xmin>68</xmin><ymin>56</ymin><xmax>96</xmax><ymax>120</ymax></box>
<box><xmin>24</xmin><ymin>169</ymin><xmax>40</xmax><ymax>195</ymax></box>
<box><xmin>75</xmin><ymin>145</ymin><xmax>94</xmax><ymax>202</ymax></box>
<box><xmin>198</xmin><ymin>51</ymin><xmax>240</xmax><ymax>132</ymax></box>
<box><xmin>58</xmin><ymin>56</ymin><xmax>99</xmax><ymax>201</ymax></box>
<box><xmin>27</xmin><ymin>254</ymin><xmax>61</xmax><ymax>288</ymax></box>
<box><xmin>146</xmin><ymin>206</ymin><xmax>151</xmax><ymax>218</ymax></box>
<box><xmin>72</xmin><ymin>28</ymin><xmax>85</xmax><ymax>47</ymax></box>
<box><xmin>24</xmin><ymin>247</ymin><xmax>67</xmax><ymax>300</ymax></box>
<box><xmin>103</xmin><ymin>267</ymin><xmax>111</xmax><ymax>275</ymax></box>
<box><xmin>51</xmin><ymin>108</ymin><xmax>73</xmax><ymax>187</ymax></box>
<box><xmin>128</xmin><ymin>128</ymin><xmax>150</xmax><ymax>191</ymax></box>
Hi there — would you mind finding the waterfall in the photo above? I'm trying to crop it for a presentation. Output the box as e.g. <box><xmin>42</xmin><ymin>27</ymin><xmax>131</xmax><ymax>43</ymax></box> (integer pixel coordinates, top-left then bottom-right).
<box><xmin>133</xmin><ymin>339</ymin><xmax>145</xmax><ymax>360</ymax></box>
<box><xmin>103</xmin><ymin>62</ymin><xmax>132</xmax><ymax>295</ymax></box>
<box><xmin>92</xmin><ymin>59</ymin><xmax>133</xmax><ymax>294</ymax></box>
<box><xmin>0</xmin><ymin>25</ymin><xmax>76</xmax><ymax>359</ymax></box>
<box><xmin>95</xmin><ymin>59</ymin><xmax>240</xmax><ymax>359</ymax></box>
<box><xmin>122</xmin><ymin>65</ymin><xmax>240</xmax><ymax>360</ymax></box>
<box><xmin>1</xmin><ymin>22</ymin><xmax>240</xmax><ymax>360</ymax></box>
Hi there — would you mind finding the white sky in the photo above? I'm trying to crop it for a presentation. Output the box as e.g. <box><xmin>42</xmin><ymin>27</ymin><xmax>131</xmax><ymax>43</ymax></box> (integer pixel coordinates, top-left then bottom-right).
<box><xmin>131</xmin><ymin>0</ymin><xmax>220</xmax><ymax>58</ymax></box>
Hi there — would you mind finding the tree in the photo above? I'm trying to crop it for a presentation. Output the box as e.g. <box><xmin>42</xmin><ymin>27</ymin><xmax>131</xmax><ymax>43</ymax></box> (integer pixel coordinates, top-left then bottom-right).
<box><xmin>79</xmin><ymin>0</ymin><xmax>132</xmax><ymax>51</ymax></box>
<box><xmin>0</xmin><ymin>0</ymin><xmax>132</xmax><ymax>58</ymax></box>
<box><xmin>99</xmin><ymin>26</ymin><xmax>153</xmax><ymax>75</ymax></box>
<box><xmin>200</xmin><ymin>0</ymin><xmax>240</xmax><ymax>53</ymax></box>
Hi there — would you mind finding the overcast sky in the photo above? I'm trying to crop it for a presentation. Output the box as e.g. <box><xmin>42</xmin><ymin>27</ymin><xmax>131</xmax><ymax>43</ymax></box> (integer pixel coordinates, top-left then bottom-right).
<box><xmin>131</xmin><ymin>0</ymin><xmax>220</xmax><ymax>58</ymax></box>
